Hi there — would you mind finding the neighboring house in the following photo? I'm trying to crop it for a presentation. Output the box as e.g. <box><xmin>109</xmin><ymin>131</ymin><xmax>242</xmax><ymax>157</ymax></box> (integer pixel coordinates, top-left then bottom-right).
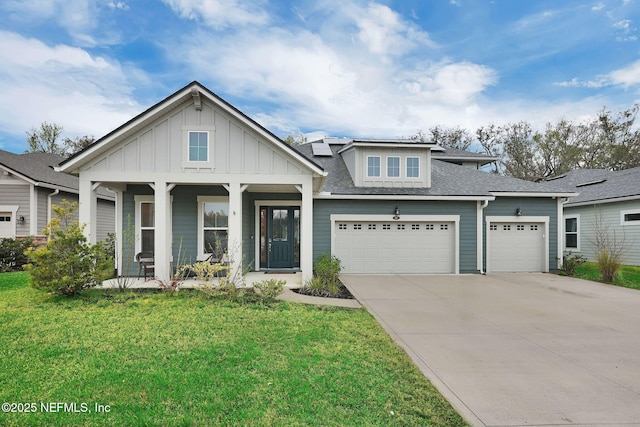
<box><xmin>0</xmin><ymin>150</ymin><xmax>115</xmax><ymax>242</ymax></box>
<box><xmin>551</xmin><ymin>167</ymin><xmax>640</xmax><ymax>265</ymax></box>
<box><xmin>58</xmin><ymin>81</ymin><xmax>575</xmax><ymax>281</ymax></box>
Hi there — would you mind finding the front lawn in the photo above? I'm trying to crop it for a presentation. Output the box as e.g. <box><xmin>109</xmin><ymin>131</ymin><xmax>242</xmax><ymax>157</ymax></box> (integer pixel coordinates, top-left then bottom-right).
<box><xmin>0</xmin><ymin>272</ymin><xmax>466</xmax><ymax>426</ymax></box>
<box><xmin>573</xmin><ymin>262</ymin><xmax>640</xmax><ymax>290</ymax></box>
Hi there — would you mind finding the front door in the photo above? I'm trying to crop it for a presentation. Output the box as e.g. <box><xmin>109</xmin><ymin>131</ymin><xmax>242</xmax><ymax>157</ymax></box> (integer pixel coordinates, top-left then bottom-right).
<box><xmin>260</xmin><ymin>206</ymin><xmax>300</xmax><ymax>270</ymax></box>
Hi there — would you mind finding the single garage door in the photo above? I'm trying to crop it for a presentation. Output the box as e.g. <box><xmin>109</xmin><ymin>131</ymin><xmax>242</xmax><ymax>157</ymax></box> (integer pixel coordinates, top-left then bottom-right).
<box><xmin>0</xmin><ymin>213</ymin><xmax>13</xmax><ymax>238</ymax></box>
<box><xmin>488</xmin><ymin>222</ymin><xmax>545</xmax><ymax>272</ymax></box>
<box><xmin>334</xmin><ymin>220</ymin><xmax>456</xmax><ymax>273</ymax></box>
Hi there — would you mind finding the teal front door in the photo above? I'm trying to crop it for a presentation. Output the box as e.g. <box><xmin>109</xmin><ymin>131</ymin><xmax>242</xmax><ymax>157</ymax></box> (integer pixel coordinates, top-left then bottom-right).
<box><xmin>260</xmin><ymin>206</ymin><xmax>300</xmax><ymax>269</ymax></box>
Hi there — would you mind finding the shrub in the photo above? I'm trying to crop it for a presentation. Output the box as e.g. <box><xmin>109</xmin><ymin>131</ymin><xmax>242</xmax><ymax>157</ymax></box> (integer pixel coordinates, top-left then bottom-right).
<box><xmin>596</xmin><ymin>249</ymin><xmax>621</xmax><ymax>283</ymax></box>
<box><xmin>0</xmin><ymin>237</ymin><xmax>33</xmax><ymax>272</ymax></box>
<box><xmin>314</xmin><ymin>253</ymin><xmax>342</xmax><ymax>288</ymax></box>
<box><xmin>24</xmin><ymin>201</ymin><xmax>112</xmax><ymax>296</ymax></box>
<box><xmin>253</xmin><ymin>278</ymin><xmax>285</xmax><ymax>301</ymax></box>
<box><xmin>561</xmin><ymin>252</ymin><xmax>587</xmax><ymax>277</ymax></box>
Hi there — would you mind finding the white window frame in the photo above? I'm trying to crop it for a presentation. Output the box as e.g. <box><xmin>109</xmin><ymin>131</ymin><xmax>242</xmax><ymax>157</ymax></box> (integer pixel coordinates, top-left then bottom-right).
<box><xmin>406</xmin><ymin>156</ymin><xmax>420</xmax><ymax>178</ymax></box>
<box><xmin>182</xmin><ymin>125</ymin><xmax>215</xmax><ymax>168</ymax></box>
<box><xmin>386</xmin><ymin>156</ymin><xmax>400</xmax><ymax>178</ymax></box>
<box><xmin>134</xmin><ymin>195</ymin><xmax>155</xmax><ymax>256</ymax></box>
<box><xmin>197</xmin><ymin>196</ymin><xmax>229</xmax><ymax>261</ymax></box>
<box><xmin>563</xmin><ymin>214</ymin><xmax>580</xmax><ymax>251</ymax></box>
<box><xmin>188</xmin><ymin>131</ymin><xmax>209</xmax><ymax>162</ymax></box>
<box><xmin>367</xmin><ymin>156</ymin><xmax>381</xmax><ymax>177</ymax></box>
<box><xmin>621</xmin><ymin>209</ymin><xmax>640</xmax><ymax>226</ymax></box>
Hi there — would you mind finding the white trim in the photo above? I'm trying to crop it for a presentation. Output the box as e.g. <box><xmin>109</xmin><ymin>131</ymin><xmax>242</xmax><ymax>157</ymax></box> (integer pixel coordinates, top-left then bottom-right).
<box><xmin>196</xmin><ymin>195</ymin><xmax>229</xmax><ymax>261</ymax></box>
<box><xmin>0</xmin><ymin>205</ymin><xmax>19</xmax><ymax>239</ymax></box>
<box><xmin>182</xmin><ymin>126</ymin><xmax>215</xmax><ymax>169</ymax></box>
<box><xmin>557</xmin><ymin>197</ymin><xmax>563</xmax><ymax>269</ymax></box>
<box><xmin>386</xmin><ymin>156</ymin><xmax>401</xmax><ymax>178</ymax></box>
<box><xmin>366</xmin><ymin>155</ymin><xmax>381</xmax><ymax>177</ymax></box>
<box><xmin>134</xmin><ymin>195</ymin><xmax>155</xmax><ymax>256</ymax></box>
<box><xmin>563</xmin><ymin>214</ymin><xmax>581</xmax><ymax>252</ymax></box>
<box><xmin>253</xmin><ymin>200</ymin><xmax>303</xmax><ymax>272</ymax></box>
<box><xmin>620</xmin><ymin>208</ymin><xmax>640</xmax><ymax>226</ymax></box>
<box><xmin>477</xmin><ymin>200</ymin><xmax>489</xmax><ymax>273</ymax></box>
<box><xmin>29</xmin><ymin>184</ymin><xmax>37</xmax><ymax>236</ymax></box>
<box><xmin>566</xmin><ymin>194</ymin><xmax>640</xmax><ymax>208</ymax></box>
<box><xmin>314</xmin><ymin>194</ymin><xmax>496</xmax><ymax>201</ymax></box>
<box><xmin>485</xmin><ymin>216</ymin><xmax>549</xmax><ymax>273</ymax></box>
<box><xmin>330</xmin><ymin>214</ymin><xmax>460</xmax><ymax>274</ymax></box>
<box><xmin>491</xmin><ymin>192</ymin><xmax>578</xmax><ymax>198</ymax></box>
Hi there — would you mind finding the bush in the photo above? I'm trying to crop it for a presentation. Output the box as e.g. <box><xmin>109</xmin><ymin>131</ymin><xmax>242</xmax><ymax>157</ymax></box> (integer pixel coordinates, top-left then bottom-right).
<box><xmin>253</xmin><ymin>278</ymin><xmax>285</xmax><ymax>301</ymax></box>
<box><xmin>596</xmin><ymin>249</ymin><xmax>621</xmax><ymax>283</ymax></box>
<box><xmin>24</xmin><ymin>201</ymin><xmax>112</xmax><ymax>296</ymax></box>
<box><xmin>561</xmin><ymin>252</ymin><xmax>587</xmax><ymax>277</ymax></box>
<box><xmin>314</xmin><ymin>253</ymin><xmax>342</xmax><ymax>288</ymax></box>
<box><xmin>0</xmin><ymin>237</ymin><xmax>33</xmax><ymax>272</ymax></box>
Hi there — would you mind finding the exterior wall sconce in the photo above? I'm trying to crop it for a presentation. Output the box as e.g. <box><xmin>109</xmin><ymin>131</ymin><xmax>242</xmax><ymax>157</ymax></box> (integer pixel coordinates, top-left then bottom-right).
<box><xmin>18</xmin><ymin>215</ymin><xmax>25</xmax><ymax>224</ymax></box>
<box><xmin>515</xmin><ymin>208</ymin><xmax>522</xmax><ymax>216</ymax></box>
<box><xmin>393</xmin><ymin>206</ymin><xmax>400</xmax><ymax>220</ymax></box>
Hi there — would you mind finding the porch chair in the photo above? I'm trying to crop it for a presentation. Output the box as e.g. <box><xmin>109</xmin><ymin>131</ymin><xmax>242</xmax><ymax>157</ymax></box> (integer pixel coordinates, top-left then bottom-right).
<box><xmin>135</xmin><ymin>252</ymin><xmax>155</xmax><ymax>280</ymax></box>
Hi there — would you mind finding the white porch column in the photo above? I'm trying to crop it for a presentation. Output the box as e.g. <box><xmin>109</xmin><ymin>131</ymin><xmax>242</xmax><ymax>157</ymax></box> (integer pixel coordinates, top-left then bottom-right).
<box><xmin>78</xmin><ymin>177</ymin><xmax>97</xmax><ymax>243</ymax></box>
<box><xmin>300</xmin><ymin>179</ymin><xmax>313</xmax><ymax>283</ymax></box>
<box><xmin>154</xmin><ymin>181</ymin><xmax>171</xmax><ymax>281</ymax></box>
<box><xmin>226</xmin><ymin>181</ymin><xmax>244</xmax><ymax>279</ymax></box>
<box><xmin>114</xmin><ymin>190</ymin><xmax>124</xmax><ymax>274</ymax></box>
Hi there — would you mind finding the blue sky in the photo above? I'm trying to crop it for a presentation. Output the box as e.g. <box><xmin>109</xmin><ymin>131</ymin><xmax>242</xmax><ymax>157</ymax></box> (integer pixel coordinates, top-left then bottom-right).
<box><xmin>0</xmin><ymin>0</ymin><xmax>639</xmax><ymax>153</ymax></box>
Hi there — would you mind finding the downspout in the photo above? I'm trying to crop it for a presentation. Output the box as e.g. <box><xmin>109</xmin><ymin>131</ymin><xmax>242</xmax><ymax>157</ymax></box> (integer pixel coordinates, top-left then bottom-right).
<box><xmin>478</xmin><ymin>199</ymin><xmax>489</xmax><ymax>274</ymax></box>
<box><xmin>47</xmin><ymin>189</ymin><xmax>59</xmax><ymax>240</ymax></box>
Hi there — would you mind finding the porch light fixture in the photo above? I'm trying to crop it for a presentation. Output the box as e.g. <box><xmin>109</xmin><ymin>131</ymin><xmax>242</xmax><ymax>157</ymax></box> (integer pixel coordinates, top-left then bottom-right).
<box><xmin>515</xmin><ymin>208</ymin><xmax>522</xmax><ymax>216</ymax></box>
<box><xmin>393</xmin><ymin>206</ymin><xmax>400</xmax><ymax>220</ymax></box>
<box><xmin>18</xmin><ymin>215</ymin><xmax>25</xmax><ymax>224</ymax></box>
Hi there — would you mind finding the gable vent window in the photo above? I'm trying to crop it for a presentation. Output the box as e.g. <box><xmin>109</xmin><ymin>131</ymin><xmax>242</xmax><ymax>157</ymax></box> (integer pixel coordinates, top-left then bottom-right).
<box><xmin>188</xmin><ymin>131</ymin><xmax>209</xmax><ymax>162</ymax></box>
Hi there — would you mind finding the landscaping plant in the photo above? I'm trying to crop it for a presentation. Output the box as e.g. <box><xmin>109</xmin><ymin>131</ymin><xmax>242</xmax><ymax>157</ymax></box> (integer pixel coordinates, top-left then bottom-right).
<box><xmin>24</xmin><ymin>200</ymin><xmax>112</xmax><ymax>296</ymax></box>
<box><xmin>561</xmin><ymin>252</ymin><xmax>587</xmax><ymax>277</ymax></box>
<box><xmin>253</xmin><ymin>278</ymin><xmax>285</xmax><ymax>301</ymax></box>
<box><xmin>0</xmin><ymin>237</ymin><xmax>33</xmax><ymax>272</ymax></box>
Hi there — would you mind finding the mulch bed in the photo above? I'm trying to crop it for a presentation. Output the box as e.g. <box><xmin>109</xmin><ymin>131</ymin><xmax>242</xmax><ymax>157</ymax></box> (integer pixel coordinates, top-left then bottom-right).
<box><xmin>292</xmin><ymin>283</ymin><xmax>355</xmax><ymax>299</ymax></box>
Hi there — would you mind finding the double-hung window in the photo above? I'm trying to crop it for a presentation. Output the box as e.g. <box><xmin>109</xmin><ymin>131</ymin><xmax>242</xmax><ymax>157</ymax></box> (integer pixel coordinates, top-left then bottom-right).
<box><xmin>198</xmin><ymin>196</ymin><xmax>229</xmax><ymax>260</ymax></box>
<box><xmin>367</xmin><ymin>156</ymin><xmax>381</xmax><ymax>177</ymax></box>
<box><xmin>188</xmin><ymin>131</ymin><xmax>209</xmax><ymax>162</ymax></box>
<box><xmin>135</xmin><ymin>196</ymin><xmax>155</xmax><ymax>254</ymax></box>
<box><xmin>564</xmin><ymin>215</ymin><xmax>579</xmax><ymax>251</ymax></box>
<box><xmin>407</xmin><ymin>157</ymin><xmax>419</xmax><ymax>178</ymax></box>
<box><xmin>387</xmin><ymin>156</ymin><xmax>400</xmax><ymax>177</ymax></box>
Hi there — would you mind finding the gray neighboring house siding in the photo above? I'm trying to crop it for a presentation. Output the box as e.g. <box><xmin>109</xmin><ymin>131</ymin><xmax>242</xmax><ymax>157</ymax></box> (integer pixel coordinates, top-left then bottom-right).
<box><xmin>313</xmin><ymin>199</ymin><xmax>479</xmax><ymax>273</ymax></box>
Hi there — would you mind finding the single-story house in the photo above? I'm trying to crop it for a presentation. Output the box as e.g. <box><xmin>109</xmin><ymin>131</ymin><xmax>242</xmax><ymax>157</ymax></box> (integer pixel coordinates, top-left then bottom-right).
<box><xmin>0</xmin><ymin>150</ymin><xmax>114</xmax><ymax>242</ymax></box>
<box><xmin>551</xmin><ymin>167</ymin><xmax>640</xmax><ymax>265</ymax></box>
<box><xmin>58</xmin><ymin>81</ymin><xmax>576</xmax><ymax>281</ymax></box>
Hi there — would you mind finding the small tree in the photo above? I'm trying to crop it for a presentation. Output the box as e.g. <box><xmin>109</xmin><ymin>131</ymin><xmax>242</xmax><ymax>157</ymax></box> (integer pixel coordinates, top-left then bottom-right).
<box><xmin>24</xmin><ymin>200</ymin><xmax>112</xmax><ymax>296</ymax></box>
<box><xmin>590</xmin><ymin>209</ymin><xmax>628</xmax><ymax>283</ymax></box>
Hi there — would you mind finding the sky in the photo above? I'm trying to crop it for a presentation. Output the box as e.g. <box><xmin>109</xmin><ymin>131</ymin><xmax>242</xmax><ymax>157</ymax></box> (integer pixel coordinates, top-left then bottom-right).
<box><xmin>0</xmin><ymin>0</ymin><xmax>639</xmax><ymax>153</ymax></box>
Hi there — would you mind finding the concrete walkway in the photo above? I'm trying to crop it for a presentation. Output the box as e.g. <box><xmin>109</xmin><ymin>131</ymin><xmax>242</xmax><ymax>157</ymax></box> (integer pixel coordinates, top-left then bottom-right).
<box><xmin>341</xmin><ymin>273</ymin><xmax>640</xmax><ymax>427</ymax></box>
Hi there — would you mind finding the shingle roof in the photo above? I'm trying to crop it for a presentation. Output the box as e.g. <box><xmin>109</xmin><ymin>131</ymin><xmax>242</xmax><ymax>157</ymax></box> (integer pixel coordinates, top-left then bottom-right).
<box><xmin>548</xmin><ymin>167</ymin><xmax>640</xmax><ymax>205</ymax></box>
<box><xmin>0</xmin><ymin>150</ymin><xmax>78</xmax><ymax>190</ymax></box>
<box><xmin>295</xmin><ymin>143</ymin><xmax>571</xmax><ymax>197</ymax></box>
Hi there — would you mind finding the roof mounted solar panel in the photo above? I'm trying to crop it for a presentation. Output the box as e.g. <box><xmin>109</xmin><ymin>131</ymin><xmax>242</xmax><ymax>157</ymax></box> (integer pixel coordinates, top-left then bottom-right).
<box><xmin>311</xmin><ymin>142</ymin><xmax>333</xmax><ymax>157</ymax></box>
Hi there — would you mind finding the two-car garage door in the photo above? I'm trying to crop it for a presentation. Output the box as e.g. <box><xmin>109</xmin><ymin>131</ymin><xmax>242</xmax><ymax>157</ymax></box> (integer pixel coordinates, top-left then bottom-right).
<box><xmin>334</xmin><ymin>219</ymin><xmax>456</xmax><ymax>274</ymax></box>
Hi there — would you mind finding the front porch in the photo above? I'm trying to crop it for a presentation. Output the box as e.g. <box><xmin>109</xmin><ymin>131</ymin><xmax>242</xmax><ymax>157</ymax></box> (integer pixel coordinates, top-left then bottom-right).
<box><xmin>101</xmin><ymin>271</ymin><xmax>303</xmax><ymax>289</ymax></box>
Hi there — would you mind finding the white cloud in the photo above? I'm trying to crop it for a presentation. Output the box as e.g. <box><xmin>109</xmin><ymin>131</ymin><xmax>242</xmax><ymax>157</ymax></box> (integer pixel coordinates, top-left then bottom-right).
<box><xmin>591</xmin><ymin>3</ymin><xmax>605</xmax><ymax>11</ymax></box>
<box><xmin>162</xmin><ymin>0</ymin><xmax>269</xmax><ymax>29</ymax></box>
<box><xmin>107</xmin><ymin>1</ymin><xmax>129</xmax><ymax>10</ymax></box>
<box><xmin>555</xmin><ymin>60</ymin><xmax>640</xmax><ymax>89</ymax></box>
<box><xmin>0</xmin><ymin>31</ymin><xmax>144</xmax><ymax>144</ymax></box>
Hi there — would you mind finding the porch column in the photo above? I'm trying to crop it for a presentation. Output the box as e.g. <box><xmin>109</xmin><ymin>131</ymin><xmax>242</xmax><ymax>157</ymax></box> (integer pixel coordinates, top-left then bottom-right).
<box><xmin>154</xmin><ymin>181</ymin><xmax>171</xmax><ymax>281</ymax></box>
<box><xmin>78</xmin><ymin>177</ymin><xmax>97</xmax><ymax>244</ymax></box>
<box><xmin>300</xmin><ymin>179</ymin><xmax>313</xmax><ymax>283</ymax></box>
<box><xmin>114</xmin><ymin>189</ymin><xmax>124</xmax><ymax>275</ymax></box>
<box><xmin>226</xmin><ymin>181</ymin><xmax>244</xmax><ymax>279</ymax></box>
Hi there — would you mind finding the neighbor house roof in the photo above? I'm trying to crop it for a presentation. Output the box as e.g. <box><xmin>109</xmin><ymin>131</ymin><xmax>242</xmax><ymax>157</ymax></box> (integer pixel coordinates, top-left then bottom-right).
<box><xmin>548</xmin><ymin>167</ymin><xmax>640</xmax><ymax>206</ymax></box>
<box><xmin>0</xmin><ymin>150</ymin><xmax>78</xmax><ymax>191</ymax></box>
<box><xmin>296</xmin><ymin>142</ymin><xmax>574</xmax><ymax>198</ymax></box>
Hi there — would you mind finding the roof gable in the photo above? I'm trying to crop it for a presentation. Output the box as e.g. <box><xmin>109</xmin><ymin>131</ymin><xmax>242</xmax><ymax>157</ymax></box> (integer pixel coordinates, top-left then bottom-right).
<box><xmin>0</xmin><ymin>150</ymin><xmax>78</xmax><ymax>190</ymax></box>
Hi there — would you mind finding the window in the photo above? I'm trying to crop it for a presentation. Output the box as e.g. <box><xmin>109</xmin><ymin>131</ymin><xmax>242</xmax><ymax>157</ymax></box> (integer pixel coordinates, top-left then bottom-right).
<box><xmin>367</xmin><ymin>156</ymin><xmax>381</xmax><ymax>177</ymax></box>
<box><xmin>407</xmin><ymin>157</ymin><xmax>420</xmax><ymax>178</ymax></box>
<box><xmin>564</xmin><ymin>216</ymin><xmax>579</xmax><ymax>250</ymax></box>
<box><xmin>135</xmin><ymin>196</ymin><xmax>155</xmax><ymax>255</ymax></box>
<box><xmin>387</xmin><ymin>156</ymin><xmax>400</xmax><ymax>177</ymax></box>
<box><xmin>198</xmin><ymin>196</ymin><xmax>229</xmax><ymax>260</ymax></box>
<box><xmin>188</xmin><ymin>131</ymin><xmax>208</xmax><ymax>162</ymax></box>
<box><xmin>621</xmin><ymin>209</ymin><xmax>640</xmax><ymax>225</ymax></box>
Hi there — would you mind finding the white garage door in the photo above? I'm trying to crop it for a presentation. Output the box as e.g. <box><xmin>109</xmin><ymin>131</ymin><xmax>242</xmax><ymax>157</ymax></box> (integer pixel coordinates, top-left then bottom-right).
<box><xmin>0</xmin><ymin>213</ymin><xmax>13</xmax><ymax>238</ymax></box>
<box><xmin>334</xmin><ymin>220</ymin><xmax>456</xmax><ymax>273</ymax></box>
<box><xmin>488</xmin><ymin>222</ymin><xmax>545</xmax><ymax>272</ymax></box>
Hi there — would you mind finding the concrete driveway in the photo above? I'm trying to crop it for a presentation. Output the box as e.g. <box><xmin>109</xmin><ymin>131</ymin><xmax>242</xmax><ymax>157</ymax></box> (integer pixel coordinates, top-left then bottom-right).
<box><xmin>341</xmin><ymin>273</ymin><xmax>640</xmax><ymax>427</ymax></box>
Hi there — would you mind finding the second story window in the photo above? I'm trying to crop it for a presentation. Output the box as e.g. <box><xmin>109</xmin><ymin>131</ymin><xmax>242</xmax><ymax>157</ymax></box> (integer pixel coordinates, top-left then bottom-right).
<box><xmin>188</xmin><ymin>131</ymin><xmax>209</xmax><ymax>162</ymax></box>
<box><xmin>387</xmin><ymin>157</ymin><xmax>400</xmax><ymax>177</ymax></box>
<box><xmin>367</xmin><ymin>156</ymin><xmax>381</xmax><ymax>177</ymax></box>
<box><xmin>407</xmin><ymin>157</ymin><xmax>420</xmax><ymax>178</ymax></box>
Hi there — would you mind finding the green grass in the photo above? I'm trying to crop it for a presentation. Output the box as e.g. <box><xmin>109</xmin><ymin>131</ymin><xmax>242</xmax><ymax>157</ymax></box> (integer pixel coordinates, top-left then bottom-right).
<box><xmin>0</xmin><ymin>272</ymin><xmax>466</xmax><ymax>427</ymax></box>
<box><xmin>573</xmin><ymin>262</ymin><xmax>640</xmax><ymax>290</ymax></box>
